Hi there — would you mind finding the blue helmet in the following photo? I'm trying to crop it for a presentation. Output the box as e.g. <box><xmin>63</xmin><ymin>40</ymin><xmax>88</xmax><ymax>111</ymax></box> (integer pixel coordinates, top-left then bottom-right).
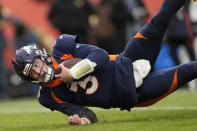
<box><xmin>12</xmin><ymin>45</ymin><xmax>54</xmax><ymax>85</ymax></box>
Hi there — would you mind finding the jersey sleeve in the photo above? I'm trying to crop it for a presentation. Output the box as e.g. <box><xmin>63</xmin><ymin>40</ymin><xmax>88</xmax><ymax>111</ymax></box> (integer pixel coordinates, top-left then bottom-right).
<box><xmin>38</xmin><ymin>90</ymin><xmax>97</xmax><ymax>123</ymax></box>
<box><xmin>52</xmin><ymin>34</ymin><xmax>109</xmax><ymax>69</ymax></box>
<box><xmin>52</xmin><ymin>34</ymin><xmax>76</xmax><ymax>63</ymax></box>
<box><xmin>73</xmin><ymin>43</ymin><xmax>109</xmax><ymax>70</ymax></box>
<box><xmin>56</xmin><ymin>103</ymin><xmax>97</xmax><ymax>123</ymax></box>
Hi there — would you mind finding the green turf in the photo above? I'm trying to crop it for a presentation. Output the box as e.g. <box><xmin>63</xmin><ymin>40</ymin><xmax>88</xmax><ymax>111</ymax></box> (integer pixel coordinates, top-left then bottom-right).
<box><xmin>1</xmin><ymin>89</ymin><xmax>197</xmax><ymax>131</ymax></box>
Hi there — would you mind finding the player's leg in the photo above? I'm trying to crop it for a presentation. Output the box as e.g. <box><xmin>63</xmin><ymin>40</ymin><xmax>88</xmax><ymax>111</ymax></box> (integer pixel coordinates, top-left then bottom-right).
<box><xmin>135</xmin><ymin>61</ymin><xmax>197</xmax><ymax>107</ymax></box>
<box><xmin>121</xmin><ymin>0</ymin><xmax>187</xmax><ymax>66</ymax></box>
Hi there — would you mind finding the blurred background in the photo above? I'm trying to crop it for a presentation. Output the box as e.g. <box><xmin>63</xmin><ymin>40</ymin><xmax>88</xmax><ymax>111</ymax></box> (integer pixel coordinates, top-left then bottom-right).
<box><xmin>0</xmin><ymin>0</ymin><xmax>197</xmax><ymax>99</ymax></box>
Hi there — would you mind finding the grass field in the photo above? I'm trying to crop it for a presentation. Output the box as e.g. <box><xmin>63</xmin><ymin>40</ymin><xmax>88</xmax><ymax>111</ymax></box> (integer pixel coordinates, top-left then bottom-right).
<box><xmin>1</xmin><ymin>89</ymin><xmax>197</xmax><ymax>131</ymax></box>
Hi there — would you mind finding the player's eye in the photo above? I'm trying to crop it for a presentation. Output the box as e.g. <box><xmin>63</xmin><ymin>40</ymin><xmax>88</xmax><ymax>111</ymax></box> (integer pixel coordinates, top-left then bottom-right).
<box><xmin>30</xmin><ymin>70</ymin><xmax>34</xmax><ymax>77</ymax></box>
<box><xmin>34</xmin><ymin>62</ymin><xmax>39</xmax><ymax>67</ymax></box>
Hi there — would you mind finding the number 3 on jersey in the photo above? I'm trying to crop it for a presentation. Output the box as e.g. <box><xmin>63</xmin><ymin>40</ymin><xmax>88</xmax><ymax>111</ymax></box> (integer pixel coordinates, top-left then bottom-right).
<box><xmin>69</xmin><ymin>75</ymin><xmax>99</xmax><ymax>95</ymax></box>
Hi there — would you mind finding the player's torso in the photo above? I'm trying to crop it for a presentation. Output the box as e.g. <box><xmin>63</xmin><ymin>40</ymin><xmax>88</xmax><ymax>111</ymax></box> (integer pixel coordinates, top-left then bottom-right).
<box><xmin>42</xmin><ymin>34</ymin><xmax>138</xmax><ymax>110</ymax></box>
<box><xmin>48</xmin><ymin>60</ymin><xmax>118</xmax><ymax>109</ymax></box>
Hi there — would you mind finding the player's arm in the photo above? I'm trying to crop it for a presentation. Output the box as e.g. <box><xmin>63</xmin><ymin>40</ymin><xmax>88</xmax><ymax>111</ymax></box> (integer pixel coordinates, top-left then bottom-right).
<box><xmin>53</xmin><ymin>34</ymin><xmax>109</xmax><ymax>68</ymax></box>
<box><xmin>62</xmin><ymin>41</ymin><xmax>109</xmax><ymax>80</ymax></box>
<box><xmin>69</xmin><ymin>44</ymin><xmax>109</xmax><ymax>80</ymax></box>
<box><xmin>57</xmin><ymin>103</ymin><xmax>97</xmax><ymax>125</ymax></box>
<box><xmin>73</xmin><ymin>43</ymin><xmax>109</xmax><ymax>70</ymax></box>
<box><xmin>39</xmin><ymin>96</ymin><xmax>97</xmax><ymax>125</ymax></box>
<box><xmin>53</xmin><ymin>34</ymin><xmax>109</xmax><ymax>80</ymax></box>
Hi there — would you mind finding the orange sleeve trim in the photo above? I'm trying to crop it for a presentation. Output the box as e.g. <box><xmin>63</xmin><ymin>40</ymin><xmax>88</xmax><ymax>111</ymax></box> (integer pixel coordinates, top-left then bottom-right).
<box><xmin>109</xmin><ymin>54</ymin><xmax>119</xmax><ymax>61</ymax></box>
<box><xmin>51</xmin><ymin>91</ymin><xmax>67</xmax><ymax>104</ymax></box>
<box><xmin>134</xmin><ymin>32</ymin><xmax>148</xmax><ymax>39</ymax></box>
<box><xmin>12</xmin><ymin>57</ymin><xmax>19</xmax><ymax>66</ymax></box>
<box><xmin>45</xmin><ymin>79</ymin><xmax>63</xmax><ymax>88</ymax></box>
<box><xmin>51</xmin><ymin>56</ymin><xmax>59</xmax><ymax>69</ymax></box>
<box><xmin>44</xmin><ymin>56</ymin><xmax>63</xmax><ymax>88</ymax></box>
<box><xmin>135</xmin><ymin>70</ymin><xmax>178</xmax><ymax>107</ymax></box>
<box><xmin>60</xmin><ymin>54</ymin><xmax>73</xmax><ymax>61</ymax></box>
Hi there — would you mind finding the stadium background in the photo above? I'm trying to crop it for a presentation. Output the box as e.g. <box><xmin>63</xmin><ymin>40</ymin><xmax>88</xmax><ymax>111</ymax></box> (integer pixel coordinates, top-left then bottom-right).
<box><xmin>0</xmin><ymin>0</ymin><xmax>162</xmax><ymax>39</ymax></box>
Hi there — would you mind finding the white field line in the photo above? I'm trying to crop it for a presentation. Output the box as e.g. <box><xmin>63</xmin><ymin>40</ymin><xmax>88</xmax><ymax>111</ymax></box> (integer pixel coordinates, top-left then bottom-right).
<box><xmin>1</xmin><ymin>107</ymin><xmax>197</xmax><ymax>114</ymax></box>
<box><xmin>0</xmin><ymin>108</ymin><xmax>51</xmax><ymax>114</ymax></box>
<box><xmin>133</xmin><ymin>107</ymin><xmax>197</xmax><ymax>111</ymax></box>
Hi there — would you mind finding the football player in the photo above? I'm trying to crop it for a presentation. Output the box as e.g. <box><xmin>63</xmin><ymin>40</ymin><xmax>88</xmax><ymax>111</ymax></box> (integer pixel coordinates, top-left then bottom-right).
<box><xmin>12</xmin><ymin>0</ymin><xmax>194</xmax><ymax>125</ymax></box>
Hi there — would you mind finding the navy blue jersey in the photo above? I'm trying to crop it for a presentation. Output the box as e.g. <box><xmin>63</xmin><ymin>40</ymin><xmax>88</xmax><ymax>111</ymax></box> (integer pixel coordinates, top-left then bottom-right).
<box><xmin>36</xmin><ymin>0</ymin><xmax>190</xmax><ymax>124</ymax></box>
<box><xmin>39</xmin><ymin>34</ymin><xmax>138</xmax><ymax>111</ymax></box>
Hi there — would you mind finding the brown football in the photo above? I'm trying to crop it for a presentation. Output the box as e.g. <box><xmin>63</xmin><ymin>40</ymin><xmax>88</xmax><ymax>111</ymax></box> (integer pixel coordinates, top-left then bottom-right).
<box><xmin>55</xmin><ymin>58</ymin><xmax>82</xmax><ymax>75</ymax></box>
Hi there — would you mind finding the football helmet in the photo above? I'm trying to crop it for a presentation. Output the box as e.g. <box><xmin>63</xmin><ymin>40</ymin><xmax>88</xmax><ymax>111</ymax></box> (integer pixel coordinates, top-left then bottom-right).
<box><xmin>12</xmin><ymin>45</ymin><xmax>54</xmax><ymax>85</ymax></box>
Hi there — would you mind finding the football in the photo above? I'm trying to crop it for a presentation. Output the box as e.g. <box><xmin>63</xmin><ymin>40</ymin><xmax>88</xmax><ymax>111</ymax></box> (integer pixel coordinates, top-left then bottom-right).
<box><xmin>55</xmin><ymin>58</ymin><xmax>82</xmax><ymax>75</ymax></box>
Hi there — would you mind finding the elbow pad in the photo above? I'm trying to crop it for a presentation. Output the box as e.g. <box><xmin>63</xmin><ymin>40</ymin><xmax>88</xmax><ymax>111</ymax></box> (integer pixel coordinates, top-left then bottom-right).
<box><xmin>70</xmin><ymin>59</ymin><xmax>97</xmax><ymax>79</ymax></box>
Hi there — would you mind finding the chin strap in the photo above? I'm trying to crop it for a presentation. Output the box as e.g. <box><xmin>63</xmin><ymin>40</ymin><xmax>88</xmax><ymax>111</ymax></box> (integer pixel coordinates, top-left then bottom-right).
<box><xmin>70</xmin><ymin>59</ymin><xmax>97</xmax><ymax>79</ymax></box>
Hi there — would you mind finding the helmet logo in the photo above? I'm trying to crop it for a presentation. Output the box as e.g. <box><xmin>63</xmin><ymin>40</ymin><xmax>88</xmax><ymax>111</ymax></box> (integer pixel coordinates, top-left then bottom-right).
<box><xmin>23</xmin><ymin>46</ymin><xmax>33</xmax><ymax>54</ymax></box>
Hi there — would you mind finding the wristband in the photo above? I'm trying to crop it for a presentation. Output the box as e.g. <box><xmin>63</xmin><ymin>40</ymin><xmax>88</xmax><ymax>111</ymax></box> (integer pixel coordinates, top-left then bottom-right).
<box><xmin>81</xmin><ymin>117</ymin><xmax>91</xmax><ymax>124</ymax></box>
<box><xmin>70</xmin><ymin>59</ymin><xmax>96</xmax><ymax>79</ymax></box>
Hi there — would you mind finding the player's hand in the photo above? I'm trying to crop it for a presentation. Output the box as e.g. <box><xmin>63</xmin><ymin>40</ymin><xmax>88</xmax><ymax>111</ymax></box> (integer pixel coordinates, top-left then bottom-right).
<box><xmin>68</xmin><ymin>115</ymin><xmax>90</xmax><ymax>125</ymax></box>
<box><xmin>55</xmin><ymin>64</ymin><xmax>74</xmax><ymax>83</ymax></box>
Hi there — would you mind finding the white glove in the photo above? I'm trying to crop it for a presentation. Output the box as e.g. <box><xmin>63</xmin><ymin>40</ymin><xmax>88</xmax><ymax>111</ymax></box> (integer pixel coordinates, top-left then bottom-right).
<box><xmin>132</xmin><ymin>59</ymin><xmax>151</xmax><ymax>88</ymax></box>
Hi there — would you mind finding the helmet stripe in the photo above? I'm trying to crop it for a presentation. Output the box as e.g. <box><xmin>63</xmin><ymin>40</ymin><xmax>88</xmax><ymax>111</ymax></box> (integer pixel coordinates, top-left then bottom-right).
<box><xmin>12</xmin><ymin>57</ymin><xmax>19</xmax><ymax>66</ymax></box>
<box><xmin>51</xmin><ymin>56</ymin><xmax>58</xmax><ymax>69</ymax></box>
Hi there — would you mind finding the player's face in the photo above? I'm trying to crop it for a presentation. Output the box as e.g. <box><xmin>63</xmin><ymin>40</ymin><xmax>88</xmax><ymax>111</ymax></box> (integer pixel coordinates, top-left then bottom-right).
<box><xmin>29</xmin><ymin>59</ymin><xmax>49</xmax><ymax>82</ymax></box>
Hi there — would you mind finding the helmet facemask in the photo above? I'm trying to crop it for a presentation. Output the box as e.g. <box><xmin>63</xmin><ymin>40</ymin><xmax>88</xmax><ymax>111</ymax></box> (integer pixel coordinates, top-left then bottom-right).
<box><xmin>28</xmin><ymin>57</ymin><xmax>54</xmax><ymax>85</ymax></box>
